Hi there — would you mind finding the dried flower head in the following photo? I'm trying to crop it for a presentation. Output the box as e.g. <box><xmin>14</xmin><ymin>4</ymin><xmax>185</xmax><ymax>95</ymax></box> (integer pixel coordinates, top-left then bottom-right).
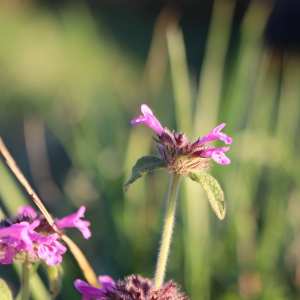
<box><xmin>131</xmin><ymin>104</ymin><xmax>232</xmax><ymax>175</ymax></box>
<box><xmin>75</xmin><ymin>274</ymin><xmax>188</xmax><ymax>300</ymax></box>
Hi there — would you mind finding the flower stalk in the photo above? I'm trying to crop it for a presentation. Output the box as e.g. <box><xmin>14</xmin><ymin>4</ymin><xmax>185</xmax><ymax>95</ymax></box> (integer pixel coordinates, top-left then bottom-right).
<box><xmin>154</xmin><ymin>173</ymin><xmax>181</xmax><ymax>290</ymax></box>
<box><xmin>20</xmin><ymin>256</ymin><xmax>30</xmax><ymax>300</ymax></box>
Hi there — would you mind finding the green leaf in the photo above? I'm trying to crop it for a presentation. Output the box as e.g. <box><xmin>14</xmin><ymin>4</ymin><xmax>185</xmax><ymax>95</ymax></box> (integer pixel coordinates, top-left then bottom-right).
<box><xmin>124</xmin><ymin>156</ymin><xmax>167</xmax><ymax>191</ymax></box>
<box><xmin>43</xmin><ymin>263</ymin><xmax>64</xmax><ymax>300</ymax></box>
<box><xmin>0</xmin><ymin>278</ymin><xmax>13</xmax><ymax>300</ymax></box>
<box><xmin>188</xmin><ymin>171</ymin><xmax>226</xmax><ymax>220</ymax></box>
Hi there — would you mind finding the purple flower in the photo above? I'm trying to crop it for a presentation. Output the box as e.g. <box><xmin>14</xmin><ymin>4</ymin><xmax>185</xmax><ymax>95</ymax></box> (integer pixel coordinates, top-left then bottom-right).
<box><xmin>201</xmin><ymin>147</ymin><xmax>231</xmax><ymax>165</ymax></box>
<box><xmin>18</xmin><ymin>205</ymin><xmax>38</xmax><ymax>218</ymax></box>
<box><xmin>1</xmin><ymin>205</ymin><xmax>91</xmax><ymax>266</ymax></box>
<box><xmin>0</xmin><ymin>244</ymin><xmax>16</xmax><ymax>264</ymax></box>
<box><xmin>198</xmin><ymin>123</ymin><xmax>233</xmax><ymax>146</ymax></box>
<box><xmin>35</xmin><ymin>233</ymin><xmax>67</xmax><ymax>266</ymax></box>
<box><xmin>0</xmin><ymin>220</ymin><xmax>40</xmax><ymax>257</ymax></box>
<box><xmin>131</xmin><ymin>104</ymin><xmax>164</xmax><ymax>135</ymax></box>
<box><xmin>131</xmin><ymin>104</ymin><xmax>233</xmax><ymax>174</ymax></box>
<box><xmin>74</xmin><ymin>275</ymin><xmax>115</xmax><ymax>300</ymax></box>
<box><xmin>55</xmin><ymin>206</ymin><xmax>91</xmax><ymax>239</ymax></box>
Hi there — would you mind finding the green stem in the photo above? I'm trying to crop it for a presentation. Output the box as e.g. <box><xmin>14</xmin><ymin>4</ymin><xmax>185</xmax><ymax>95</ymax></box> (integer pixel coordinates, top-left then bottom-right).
<box><xmin>21</xmin><ymin>257</ymin><xmax>30</xmax><ymax>300</ymax></box>
<box><xmin>154</xmin><ymin>173</ymin><xmax>181</xmax><ymax>290</ymax></box>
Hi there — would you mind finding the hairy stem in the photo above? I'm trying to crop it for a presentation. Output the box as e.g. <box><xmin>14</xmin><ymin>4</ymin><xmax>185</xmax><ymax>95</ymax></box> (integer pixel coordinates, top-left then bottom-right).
<box><xmin>154</xmin><ymin>173</ymin><xmax>181</xmax><ymax>290</ymax></box>
<box><xmin>20</xmin><ymin>257</ymin><xmax>30</xmax><ymax>300</ymax></box>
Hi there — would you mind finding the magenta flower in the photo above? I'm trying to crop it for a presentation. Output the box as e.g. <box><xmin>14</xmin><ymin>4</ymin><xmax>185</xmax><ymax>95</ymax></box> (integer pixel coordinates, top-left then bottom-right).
<box><xmin>131</xmin><ymin>104</ymin><xmax>232</xmax><ymax>174</ymax></box>
<box><xmin>74</xmin><ymin>275</ymin><xmax>115</xmax><ymax>300</ymax></box>
<box><xmin>0</xmin><ymin>220</ymin><xmax>40</xmax><ymax>257</ymax></box>
<box><xmin>0</xmin><ymin>244</ymin><xmax>16</xmax><ymax>264</ymax></box>
<box><xmin>35</xmin><ymin>233</ymin><xmax>67</xmax><ymax>266</ymax></box>
<box><xmin>18</xmin><ymin>205</ymin><xmax>38</xmax><ymax>218</ymax></box>
<box><xmin>198</xmin><ymin>123</ymin><xmax>233</xmax><ymax>145</ymax></box>
<box><xmin>1</xmin><ymin>205</ymin><xmax>91</xmax><ymax>266</ymax></box>
<box><xmin>201</xmin><ymin>147</ymin><xmax>231</xmax><ymax>165</ymax></box>
<box><xmin>55</xmin><ymin>206</ymin><xmax>91</xmax><ymax>239</ymax></box>
<box><xmin>131</xmin><ymin>104</ymin><xmax>164</xmax><ymax>135</ymax></box>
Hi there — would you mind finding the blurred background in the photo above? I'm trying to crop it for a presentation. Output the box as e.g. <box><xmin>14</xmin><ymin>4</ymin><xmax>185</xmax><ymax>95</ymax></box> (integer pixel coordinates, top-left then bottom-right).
<box><xmin>0</xmin><ymin>0</ymin><xmax>300</xmax><ymax>299</ymax></box>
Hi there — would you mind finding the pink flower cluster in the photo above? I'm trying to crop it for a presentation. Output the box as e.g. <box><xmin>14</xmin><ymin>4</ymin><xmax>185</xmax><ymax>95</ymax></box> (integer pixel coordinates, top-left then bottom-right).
<box><xmin>0</xmin><ymin>205</ymin><xmax>91</xmax><ymax>266</ymax></box>
<box><xmin>131</xmin><ymin>104</ymin><xmax>233</xmax><ymax>166</ymax></box>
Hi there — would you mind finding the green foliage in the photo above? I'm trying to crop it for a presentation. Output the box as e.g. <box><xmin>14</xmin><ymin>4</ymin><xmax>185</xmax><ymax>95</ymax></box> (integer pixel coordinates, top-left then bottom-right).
<box><xmin>188</xmin><ymin>171</ymin><xmax>226</xmax><ymax>220</ymax></box>
<box><xmin>124</xmin><ymin>156</ymin><xmax>167</xmax><ymax>191</ymax></box>
<box><xmin>0</xmin><ymin>278</ymin><xmax>13</xmax><ymax>300</ymax></box>
<box><xmin>0</xmin><ymin>1</ymin><xmax>300</xmax><ymax>300</ymax></box>
<box><xmin>44</xmin><ymin>263</ymin><xmax>64</xmax><ymax>300</ymax></box>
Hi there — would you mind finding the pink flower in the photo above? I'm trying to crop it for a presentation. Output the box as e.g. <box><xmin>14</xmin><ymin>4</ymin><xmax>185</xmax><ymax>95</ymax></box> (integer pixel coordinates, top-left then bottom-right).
<box><xmin>201</xmin><ymin>147</ymin><xmax>231</xmax><ymax>165</ymax></box>
<box><xmin>131</xmin><ymin>104</ymin><xmax>164</xmax><ymax>135</ymax></box>
<box><xmin>1</xmin><ymin>205</ymin><xmax>92</xmax><ymax>266</ymax></box>
<box><xmin>0</xmin><ymin>244</ymin><xmax>16</xmax><ymax>264</ymax></box>
<box><xmin>131</xmin><ymin>104</ymin><xmax>233</xmax><ymax>171</ymax></box>
<box><xmin>35</xmin><ymin>233</ymin><xmax>67</xmax><ymax>266</ymax></box>
<box><xmin>0</xmin><ymin>220</ymin><xmax>40</xmax><ymax>257</ymax></box>
<box><xmin>55</xmin><ymin>206</ymin><xmax>91</xmax><ymax>239</ymax></box>
<box><xmin>18</xmin><ymin>205</ymin><xmax>38</xmax><ymax>218</ymax></box>
<box><xmin>198</xmin><ymin>123</ymin><xmax>233</xmax><ymax>145</ymax></box>
<box><xmin>74</xmin><ymin>275</ymin><xmax>115</xmax><ymax>300</ymax></box>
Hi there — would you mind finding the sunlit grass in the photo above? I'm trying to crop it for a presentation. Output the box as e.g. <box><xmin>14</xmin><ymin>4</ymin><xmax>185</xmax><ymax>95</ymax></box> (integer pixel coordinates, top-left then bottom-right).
<box><xmin>0</xmin><ymin>1</ymin><xmax>300</xmax><ymax>299</ymax></box>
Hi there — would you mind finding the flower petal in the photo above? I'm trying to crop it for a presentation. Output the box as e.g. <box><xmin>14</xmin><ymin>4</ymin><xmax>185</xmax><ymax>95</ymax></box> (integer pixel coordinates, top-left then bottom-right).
<box><xmin>55</xmin><ymin>206</ymin><xmax>91</xmax><ymax>239</ymax></box>
<box><xmin>74</xmin><ymin>279</ymin><xmax>106</xmax><ymax>300</ymax></box>
<box><xmin>0</xmin><ymin>220</ymin><xmax>40</xmax><ymax>257</ymax></box>
<box><xmin>17</xmin><ymin>206</ymin><xmax>37</xmax><ymax>218</ymax></box>
<box><xmin>98</xmin><ymin>275</ymin><xmax>115</xmax><ymax>291</ymax></box>
<box><xmin>198</xmin><ymin>123</ymin><xmax>233</xmax><ymax>145</ymax></box>
<box><xmin>131</xmin><ymin>104</ymin><xmax>164</xmax><ymax>135</ymax></box>
<box><xmin>35</xmin><ymin>233</ymin><xmax>67</xmax><ymax>266</ymax></box>
<box><xmin>201</xmin><ymin>147</ymin><xmax>231</xmax><ymax>165</ymax></box>
<box><xmin>0</xmin><ymin>244</ymin><xmax>16</xmax><ymax>264</ymax></box>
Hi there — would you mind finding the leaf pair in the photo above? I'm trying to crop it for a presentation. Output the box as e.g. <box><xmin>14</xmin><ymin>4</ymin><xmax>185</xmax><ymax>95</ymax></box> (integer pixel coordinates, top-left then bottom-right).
<box><xmin>124</xmin><ymin>156</ymin><xmax>226</xmax><ymax>220</ymax></box>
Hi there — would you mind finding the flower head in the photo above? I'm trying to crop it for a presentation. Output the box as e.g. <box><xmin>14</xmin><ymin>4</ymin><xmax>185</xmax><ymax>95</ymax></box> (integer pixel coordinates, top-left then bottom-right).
<box><xmin>75</xmin><ymin>274</ymin><xmax>188</xmax><ymax>300</ymax></box>
<box><xmin>131</xmin><ymin>104</ymin><xmax>232</xmax><ymax>175</ymax></box>
<box><xmin>0</xmin><ymin>205</ymin><xmax>91</xmax><ymax>266</ymax></box>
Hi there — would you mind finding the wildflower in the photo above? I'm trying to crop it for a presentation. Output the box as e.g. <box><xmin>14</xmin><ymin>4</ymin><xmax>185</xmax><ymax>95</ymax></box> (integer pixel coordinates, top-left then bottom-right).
<box><xmin>131</xmin><ymin>104</ymin><xmax>164</xmax><ymax>135</ymax></box>
<box><xmin>0</xmin><ymin>220</ymin><xmax>40</xmax><ymax>260</ymax></box>
<box><xmin>35</xmin><ymin>233</ymin><xmax>67</xmax><ymax>266</ymax></box>
<box><xmin>56</xmin><ymin>206</ymin><xmax>91</xmax><ymax>239</ymax></box>
<box><xmin>75</xmin><ymin>274</ymin><xmax>188</xmax><ymax>300</ymax></box>
<box><xmin>0</xmin><ymin>205</ymin><xmax>91</xmax><ymax>266</ymax></box>
<box><xmin>131</xmin><ymin>104</ymin><xmax>232</xmax><ymax>175</ymax></box>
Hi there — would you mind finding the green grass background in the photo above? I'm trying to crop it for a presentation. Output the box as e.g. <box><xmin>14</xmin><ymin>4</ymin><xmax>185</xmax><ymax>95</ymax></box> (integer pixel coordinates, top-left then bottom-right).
<box><xmin>0</xmin><ymin>1</ymin><xmax>300</xmax><ymax>299</ymax></box>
